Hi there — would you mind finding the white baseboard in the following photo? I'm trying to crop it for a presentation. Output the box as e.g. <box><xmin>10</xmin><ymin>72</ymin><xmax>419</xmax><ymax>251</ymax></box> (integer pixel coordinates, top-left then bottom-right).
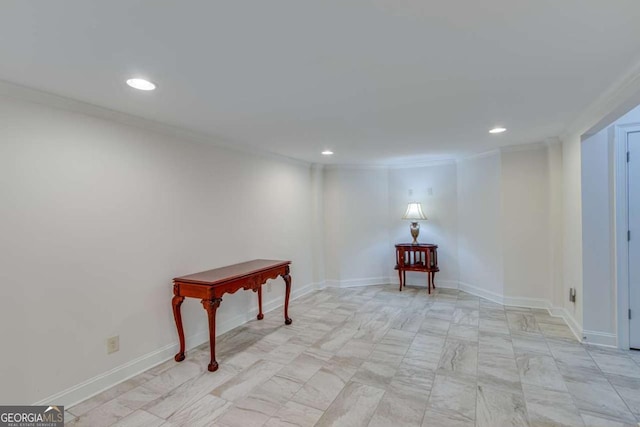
<box><xmin>34</xmin><ymin>335</ymin><xmax>191</xmax><ymax>408</ymax></box>
<box><xmin>398</xmin><ymin>278</ymin><xmax>588</xmax><ymax>345</ymax></box>
<box><xmin>432</xmin><ymin>279</ymin><xmax>459</xmax><ymax>290</ymax></box>
<box><xmin>546</xmin><ymin>307</ymin><xmax>583</xmax><ymax>343</ymax></box>
<box><xmin>502</xmin><ymin>296</ymin><xmax>552</xmax><ymax>310</ymax></box>
<box><xmin>325</xmin><ymin>276</ymin><xmax>391</xmax><ymax>288</ymax></box>
<box><xmin>394</xmin><ymin>277</ymin><xmax>459</xmax><ymax>290</ymax></box>
<box><xmin>34</xmin><ymin>281</ymin><xmax>317</xmax><ymax>408</ymax></box>
<box><xmin>458</xmin><ymin>281</ymin><xmax>504</xmax><ymax>306</ymax></box>
<box><xmin>459</xmin><ymin>285</ymin><xmax>583</xmax><ymax>343</ymax></box>
<box><xmin>582</xmin><ymin>329</ymin><xmax>617</xmax><ymax>347</ymax></box>
<box><xmin>314</xmin><ymin>280</ymin><xmax>327</xmax><ymax>290</ymax></box>
<box><xmin>394</xmin><ymin>277</ymin><xmax>584</xmax><ymax>344</ymax></box>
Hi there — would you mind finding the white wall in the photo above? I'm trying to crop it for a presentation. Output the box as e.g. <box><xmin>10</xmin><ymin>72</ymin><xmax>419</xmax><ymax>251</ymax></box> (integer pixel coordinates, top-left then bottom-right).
<box><xmin>457</xmin><ymin>152</ymin><xmax>503</xmax><ymax>297</ymax></box>
<box><xmin>501</xmin><ymin>147</ymin><xmax>552</xmax><ymax>301</ymax></box>
<box><xmin>388</xmin><ymin>163</ymin><xmax>458</xmax><ymax>287</ymax></box>
<box><xmin>0</xmin><ymin>94</ymin><xmax>315</xmax><ymax>405</ymax></box>
<box><xmin>322</xmin><ymin>168</ymin><xmax>391</xmax><ymax>286</ymax></box>
<box><xmin>581</xmin><ymin>130</ymin><xmax>615</xmax><ymax>335</ymax></box>
<box><xmin>321</xmin><ymin>149</ymin><xmax>562</xmax><ymax>307</ymax></box>
<box><xmin>310</xmin><ymin>165</ymin><xmax>326</xmax><ymax>286</ymax></box>
<box><xmin>562</xmin><ymin>134</ymin><xmax>584</xmax><ymax>329</ymax></box>
<box><xmin>548</xmin><ymin>142</ymin><xmax>565</xmax><ymax>309</ymax></box>
<box><xmin>321</xmin><ymin>163</ymin><xmax>459</xmax><ymax>289</ymax></box>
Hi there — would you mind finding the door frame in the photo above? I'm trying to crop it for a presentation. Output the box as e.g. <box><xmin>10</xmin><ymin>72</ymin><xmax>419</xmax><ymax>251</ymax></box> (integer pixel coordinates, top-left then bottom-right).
<box><xmin>615</xmin><ymin>124</ymin><xmax>640</xmax><ymax>349</ymax></box>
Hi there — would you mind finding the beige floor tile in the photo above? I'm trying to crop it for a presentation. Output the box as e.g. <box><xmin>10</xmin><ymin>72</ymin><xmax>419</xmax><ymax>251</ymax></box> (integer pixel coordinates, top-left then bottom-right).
<box><xmin>516</xmin><ymin>353</ymin><xmax>567</xmax><ymax>392</ymax></box>
<box><xmin>426</xmin><ymin>374</ymin><xmax>476</xmax><ymax>424</ymax></box>
<box><xmin>290</xmin><ymin>367</ymin><xmax>346</xmax><ymax>411</ymax></box>
<box><xmin>315</xmin><ymin>381</ymin><xmax>385</xmax><ymax>427</ymax></box>
<box><xmin>68</xmin><ymin>399</ymin><xmax>134</xmax><ymax>427</ymax></box>
<box><xmin>475</xmin><ymin>385</ymin><xmax>528</xmax><ymax>427</ymax></box>
<box><xmin>166</xmin><ymin>394</ymin><xmax>231</xmax><ymax>427</ymax></box>
<box><xmin>522</xmin><ymin>383</ymin><xmax>584</xmax><ymax>427</ymax></box>
<box><xmin>111</xmin><ymin>410</ymin><xmax>165</xmax><ymax>427</ymax></box>
<box><xmin>264</xmin><ymin>401</ymin><xmax>323</xmax><ymax>427</ymax></box>
<box><xmin>211</xmin><ymin>360</ymin><xmax>284</xmax><ymax>402</ymax></box>
<box><xmin>66</xmin><ymin>286</ymin><xmax>640</xmax><ymax>427</ymax></box>
<box><xmin>369</xmin><ymin>392</ymin><xmax>428</xmax><ymax>427</ymax></box>
<box><xmin>436</xmin><ymin>338</ymin><xmax>478</xmax><ymax>379</ymax></box>
<box><xmin>69</xmin><ymin>374</ymin><xmax>153</xmax><ymax>416</ymax></box>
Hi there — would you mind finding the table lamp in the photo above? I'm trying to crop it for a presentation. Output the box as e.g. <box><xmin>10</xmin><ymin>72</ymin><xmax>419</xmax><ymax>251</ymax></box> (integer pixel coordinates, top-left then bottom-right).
<box><xmin>402</xmin><ymin>202</ymin><xmax>427</xmax><ymax>244</ymax></box>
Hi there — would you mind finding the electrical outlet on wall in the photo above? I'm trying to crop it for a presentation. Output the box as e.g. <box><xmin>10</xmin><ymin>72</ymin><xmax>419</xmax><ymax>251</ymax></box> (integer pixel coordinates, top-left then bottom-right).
<box><xmin>427</xmin><ymin>187</ymin><xmax>433</xmax><ymax>196</ymax></box>
<box><xmin>107</xmin><ymin>336</ymin><xmax>119</xmax><ymax>354</ymax></box>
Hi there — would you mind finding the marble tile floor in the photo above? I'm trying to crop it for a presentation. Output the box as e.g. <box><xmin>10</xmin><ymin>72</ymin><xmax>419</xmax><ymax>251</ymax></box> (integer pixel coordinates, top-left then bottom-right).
<box><xmin>66</xmin><ymin>285</ymin><xmax>640</xmax><ymax>427</ymax></box>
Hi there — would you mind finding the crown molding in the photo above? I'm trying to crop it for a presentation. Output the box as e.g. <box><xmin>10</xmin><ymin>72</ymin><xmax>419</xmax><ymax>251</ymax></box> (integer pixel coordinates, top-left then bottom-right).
<box><xmin>0</xmin><ymin>79</ymin><xmax>311</xmax><ymax>169</ymax></box>
<box><xmin>323</xmin><ymin>163</ymin><xmax>390</xmax><ymax>171</ymax></box>
<box><xmin>500</xmin><ymin>141</ymin><xmax>548</xmax><ymax>153</ymax></box>
<box><xmin>456</xmin><ymin>138</ymin><xmax>561</xmax><ymax>161</ymax></box>
<box><xmin>561</xmin><ymin>58</ymin><xmax>640</xmax><ymax>141</ymax></box>
<box><xmin>544</xmin><ymin>137</ymin><xmax>562</xmax><ymax>146</ymax></box>
<box><xmin>499</xmin><ymin>139</ymin><xmax>562</xmax><ymax>153</ymax></box>
<box><xmin>324</xmin><ymin>157</ymin><xmax>458</xmax><ymax>171</ymax></box>
<box><xmin>331</xmin><ymin>139</ymin><xmax>563</xmax><ymax>168</ymax></box>
<box><xmin>387</xmin><ymin>158</ymin><xmax>456</xmax><ymax>169</ymax></box>
<box><xmin>455</xmin><ymin>149</ymin><xmax>500</xmax><ymax>163</ymax></box>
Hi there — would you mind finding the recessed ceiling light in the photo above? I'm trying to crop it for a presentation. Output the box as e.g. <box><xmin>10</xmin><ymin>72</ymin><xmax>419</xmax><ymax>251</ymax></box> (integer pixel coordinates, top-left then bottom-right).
<box><xmin>489</xmin><ymin>127</ymin><xmax>507</xmax><ymax>134</ymax></box>
<box><xmin>126</xmin><ymin>78</ymin><xmax>157</xmax><ymax>91</ymax></box>
<box><xmin>321</xmin><ymin>150</ymin><xmax>334</xmax><ymax>156</ymax></box>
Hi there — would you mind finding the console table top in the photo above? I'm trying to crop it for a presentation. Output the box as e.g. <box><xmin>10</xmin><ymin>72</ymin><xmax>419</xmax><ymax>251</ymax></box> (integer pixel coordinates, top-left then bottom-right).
<box><xmin>174</xmin><ymin>259</ymin><xmax>291</xmax><ymax>286</ymax></box>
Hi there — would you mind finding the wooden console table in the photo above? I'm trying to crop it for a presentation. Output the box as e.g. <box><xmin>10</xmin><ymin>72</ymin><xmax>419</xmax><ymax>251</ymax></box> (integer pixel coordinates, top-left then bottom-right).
<box><xmin>395</xmin><ymin>243</ymin><xmax>439</xmax><ymax>294</ymax></box>
<box><xmin>172</xmin><ymin>259</ymin><xmax>292</xmax><ymax>372</ymax></box>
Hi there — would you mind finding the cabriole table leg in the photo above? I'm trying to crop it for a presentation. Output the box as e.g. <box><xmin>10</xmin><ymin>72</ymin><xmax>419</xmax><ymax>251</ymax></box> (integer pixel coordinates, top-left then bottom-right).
<box><xmin>172</xmin><ymin>294</ymin><xmax>186</xmax><ymax>362</ymax></box>
<box><xmin>202</xmin><ymin>298</ymin><xmax>222</xmax><ymax>372</ymax></box>
<box><xmin>281</xmin><ymin>268</ymin><xmax>293</xmax><ymax>325</ymax></box>
<box><xmin>257</xmin><ymin>286</ymin><xmax>264</xmax><ymax>320</ymax></box>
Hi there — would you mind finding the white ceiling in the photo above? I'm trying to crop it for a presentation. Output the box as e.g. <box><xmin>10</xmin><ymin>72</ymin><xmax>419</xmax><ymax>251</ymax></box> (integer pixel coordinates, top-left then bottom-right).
<box><xmin>1</xmin><ymin>0</ymin><xmax>640</xmax><ymax>165</ymax></box>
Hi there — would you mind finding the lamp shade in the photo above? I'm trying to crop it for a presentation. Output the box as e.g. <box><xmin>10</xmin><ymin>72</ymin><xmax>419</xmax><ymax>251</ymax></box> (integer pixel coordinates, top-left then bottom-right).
<box><xmin>402</xmin><ymin>202</ymin><xmax>427</xmax><ymax>220</ymax></box>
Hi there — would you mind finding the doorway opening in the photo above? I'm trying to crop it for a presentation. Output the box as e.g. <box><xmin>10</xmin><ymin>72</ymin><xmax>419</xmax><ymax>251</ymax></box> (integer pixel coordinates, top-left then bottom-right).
<box><xmin>581</xmin><ymin>103</ymin><xmax>640</xmax><ymax>350</ymax></box>
<box><xmin>616</xmin><ymin>125</ymin><xmax>640</xmax><ymax>350</ymax></box>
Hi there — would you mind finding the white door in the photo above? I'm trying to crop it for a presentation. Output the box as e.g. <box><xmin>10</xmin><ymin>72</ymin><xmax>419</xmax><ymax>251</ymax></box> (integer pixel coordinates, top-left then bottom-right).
<box><xmin>629</xmin><ymin>131</ymin><xmax>640</xmax><ymax>349</ymax></box>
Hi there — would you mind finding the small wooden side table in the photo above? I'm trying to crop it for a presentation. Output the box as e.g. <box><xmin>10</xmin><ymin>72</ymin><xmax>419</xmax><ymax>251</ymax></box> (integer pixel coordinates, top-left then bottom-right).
<box><xmin>395</xmin><ymin>243</ymin><xmax>439</xmax><ymax>294</ymax></box>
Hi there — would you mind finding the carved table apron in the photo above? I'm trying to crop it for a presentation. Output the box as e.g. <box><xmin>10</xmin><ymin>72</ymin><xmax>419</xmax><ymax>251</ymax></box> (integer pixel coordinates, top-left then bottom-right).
<box><xmin>172</xmin><ymin>259</ymin><xmax>292</xmax><ymax>372</ymax></box>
